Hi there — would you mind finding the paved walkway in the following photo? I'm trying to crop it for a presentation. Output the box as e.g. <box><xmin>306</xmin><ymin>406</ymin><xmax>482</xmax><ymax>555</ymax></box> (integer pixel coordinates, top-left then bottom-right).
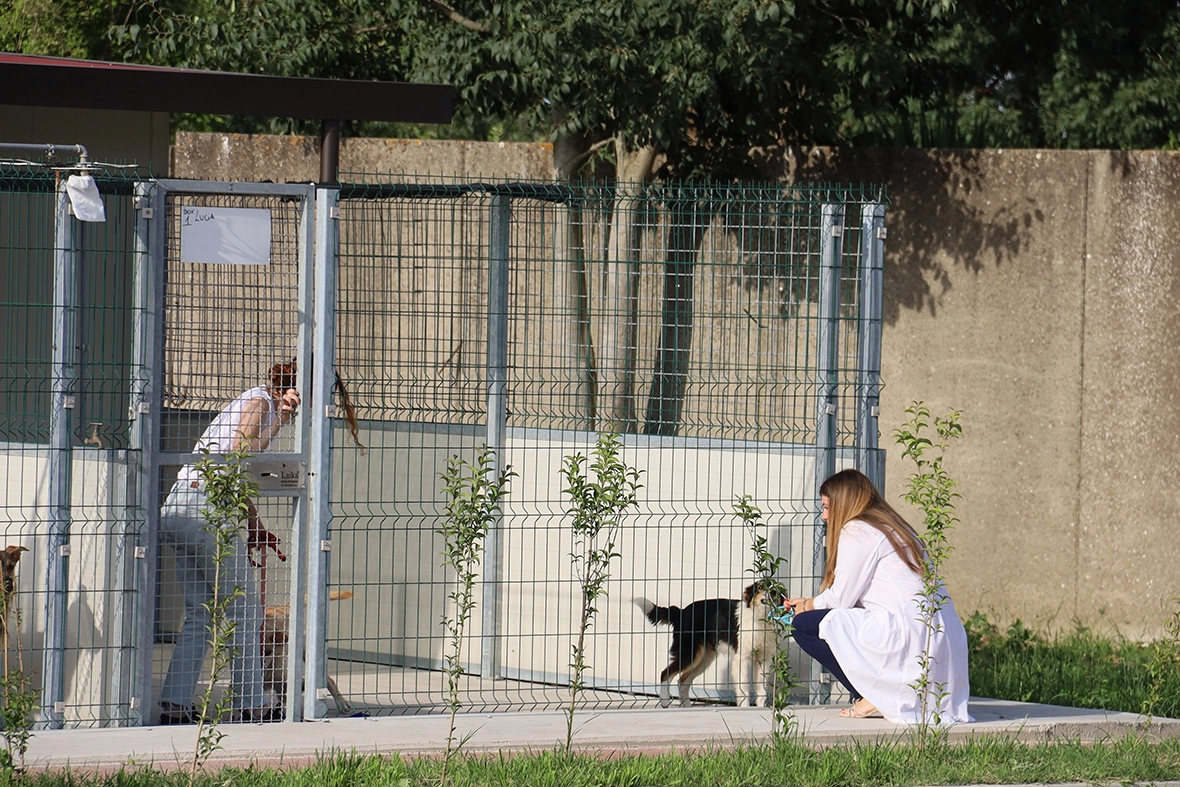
<box><xmin>29</xmin><ymin>698</ymin><xmax>1180</xmax><ymax>773</ymax></box>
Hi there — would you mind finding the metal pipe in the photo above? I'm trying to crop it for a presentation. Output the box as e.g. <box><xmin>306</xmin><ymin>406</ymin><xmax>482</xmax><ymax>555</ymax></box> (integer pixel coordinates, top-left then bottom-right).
<box><xmin>0</xmin><ymin>142</ymin><xmax>90</xmax><ymax>164</ymax></box>
<box><xmin>319</xmin><ymin>121</ymin><xmax>340</xmax><ymax>186</ymax></box>
<box><xmin>42</xmin><ymin>180</ymin><xmax>78</xmax><ymax>729</ymax></box>
<box><xmin>481</xmin><ymin>194</ymin><xmax>510</xmax><ymax>679</ymax></box>
<box><xmin>811</xmin><ymin>202</ymin><xmax>844</xmax><ymax>705</ymax></box>
<box><xmin>856</xmin><ymin>204</ymin><xmax>886</xmax><ymax>491</ymax></box>
<box><xmin>305</xmin><ymin>187</ymin><xmax>340</xmax><ymax>720</ymax></box>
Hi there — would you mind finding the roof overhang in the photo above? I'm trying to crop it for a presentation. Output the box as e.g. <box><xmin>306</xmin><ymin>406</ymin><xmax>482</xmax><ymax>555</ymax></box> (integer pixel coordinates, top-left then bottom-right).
<box><xmin>0</xmin><ymin>53</ymin><xmax>454</xmax><ymax>124</ymax></box>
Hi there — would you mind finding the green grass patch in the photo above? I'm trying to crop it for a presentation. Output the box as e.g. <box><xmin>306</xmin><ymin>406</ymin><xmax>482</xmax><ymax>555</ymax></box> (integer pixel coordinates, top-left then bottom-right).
<box><xmin>966</xmin><ymin>612</ymin><xmax>1180</xmax><ymax>717</ymax></box>
<box><xmin>17</xmin><ymin>737</ymin><xmax>1180</xmax><ymax>787</ymax></box>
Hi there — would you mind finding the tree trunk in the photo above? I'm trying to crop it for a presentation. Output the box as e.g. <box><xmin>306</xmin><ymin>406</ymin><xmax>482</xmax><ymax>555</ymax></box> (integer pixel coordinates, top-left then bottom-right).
<box><xmin>597</xmin><ymin>137</ymin><xmax>657</xmax><ymax>433</ymax></box>
<box><xmin>555</xmin><ymin>133</ymin><xmax>598</xmax><ymax>429</ymax></box>
<box><xmin>643</xmin><ymin>189</ymin><xmax>712</xmax><ymax>436</ymax></box>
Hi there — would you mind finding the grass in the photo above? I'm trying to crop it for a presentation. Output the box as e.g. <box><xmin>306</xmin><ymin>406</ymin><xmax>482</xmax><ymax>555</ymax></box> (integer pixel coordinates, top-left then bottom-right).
<box><xmin>966</xmin><ymin>611</ymin><xmax>1180</xmax><ymax>718</ymax></box>
<box><xmin>15</xmin><ymin>737</ymin><xmax>1180</xmax><ymax>787</ymax></box>
<box><xmin>19</xmin><ymin>613</ymin><xmax>1180</xmax><ymax>787</ymax></box>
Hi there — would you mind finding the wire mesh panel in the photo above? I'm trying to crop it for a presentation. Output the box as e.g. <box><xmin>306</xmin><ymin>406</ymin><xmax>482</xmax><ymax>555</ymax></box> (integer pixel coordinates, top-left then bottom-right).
<box><xmin>149</xmin><ymin>182</ymin><xmax>314</xmax><ymax>727</ymax></box>
<box><xmin>327</xmin><ymin>176</ymin><xmax>887</xmax><ymax>716</ymax></box>
<box><xmin>0</xmin><ymin>167</ymin><xmax>143</xmax><ymax>728</ymax></box>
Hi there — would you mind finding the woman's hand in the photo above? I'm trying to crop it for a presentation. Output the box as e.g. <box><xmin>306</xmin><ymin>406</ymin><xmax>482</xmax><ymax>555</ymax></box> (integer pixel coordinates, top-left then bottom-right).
<box><xmin>276</xmin><ymin>388</ymin><xmax>301</xmax><ymax>425</ymax></box>
<box><xmin>784</xmin><ymin>596</ymin><xmax>814</xmax><ymax>613</ymax></box>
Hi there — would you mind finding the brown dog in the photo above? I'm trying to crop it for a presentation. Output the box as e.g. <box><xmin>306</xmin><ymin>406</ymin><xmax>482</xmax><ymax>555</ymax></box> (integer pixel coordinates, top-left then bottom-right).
<box><xmin>0</xmin><ymin>546</ymin><xmax>27</xmax><ymax>613</ymax></box>
<box><xmin>260</xmin><ymin>590</ymin><xmax>354</xmax><ymax>715</ymax></box>
<box><xmin>0</xmin><ymin>546</ymin><xmax>28</xmax><ymax>651</ymax></box>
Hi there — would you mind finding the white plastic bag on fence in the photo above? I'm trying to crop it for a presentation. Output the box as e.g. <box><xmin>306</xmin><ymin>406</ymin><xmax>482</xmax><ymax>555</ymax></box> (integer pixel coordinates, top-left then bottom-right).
<box><xmin>66</xmin><ymin>174</ymin><xmax>106</xmax><ymax>222</ymax></box>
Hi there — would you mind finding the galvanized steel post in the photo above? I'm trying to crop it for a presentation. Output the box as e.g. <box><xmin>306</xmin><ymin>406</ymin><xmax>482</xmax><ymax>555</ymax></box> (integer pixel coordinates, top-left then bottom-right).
<box><xmin>285</xmin><ymin>184</ymin><xmax>318</xmax><ymax>721</ymax></box>
<box><xmin>812</xmin><ymin>202</ymin><xmax>844</xmax><ymax>704</ymax></box>
<box><xmin>481</xmin><ymin>194</ymin><xmax>510</xmax><ymax>678</ymax></box>
<box><xmin>857</xmin><ymin>204</ymin><xmax>886</xmax><ymax>491</ymax></box>
<box><xmin>305</xmin><ymin>187</ymin><xmax>339</xmax><ymax>720</ymax></box>
<box><xmin>128</xmin><ymin>182</ymin><xmax>164</xmax><ymax>726</ymax></box>
<box><xmin>43</xmin><ymin>181</ymin><xmax>77</xmax><ymax>729</ymax></box>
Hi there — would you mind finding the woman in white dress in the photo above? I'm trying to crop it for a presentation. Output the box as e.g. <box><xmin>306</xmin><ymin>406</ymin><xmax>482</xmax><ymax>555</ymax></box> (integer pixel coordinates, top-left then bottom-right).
<box><xmin>785</xmin><ymin>469</ymin><xmax>971</xmax><ymax>724</ymax></box>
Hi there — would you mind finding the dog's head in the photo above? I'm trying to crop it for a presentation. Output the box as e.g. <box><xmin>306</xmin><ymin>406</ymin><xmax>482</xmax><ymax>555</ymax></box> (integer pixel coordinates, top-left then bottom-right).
<box><xmin>0</xmin><ymin>546</ymin><xmax>28</xmax><ymax>597</ymax></box>
<box><xmin>742</xmin><ymin>581</ymin><xmax>770</xmax><ymax>609</ymax></box>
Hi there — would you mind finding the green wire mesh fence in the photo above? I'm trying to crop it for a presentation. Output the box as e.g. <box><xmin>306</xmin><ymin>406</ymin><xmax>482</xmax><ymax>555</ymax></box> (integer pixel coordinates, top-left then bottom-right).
<box><xmin>0</xmin><ymin>167</ymin><xmax>887</xmax><ymax>726</ymax></box>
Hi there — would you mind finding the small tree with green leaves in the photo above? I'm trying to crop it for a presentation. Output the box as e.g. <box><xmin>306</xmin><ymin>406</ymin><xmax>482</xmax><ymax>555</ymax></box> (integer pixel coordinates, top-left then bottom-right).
<box><xmin>188</xmin><ymin>446</ymin><xmax>259</xmax><ymax>784</ymax></box>
<box><xmin>734</xmin><ymin>495</ymin><xmax>799</xmax><ymax>736</ymax></box>
<box><xmin>894</xmin><ymin>401</ymin><xmax>963</xmax><ymax>746</ymax></box>
<box><xmin>562</xmin><ymin>433</ymin><xmax>641</xmax><ymax>752</ymax></box>
<box><xmin>437</xmin><ymin>445</ymin><xmax>514</xmax><ymax>783</ymax></box>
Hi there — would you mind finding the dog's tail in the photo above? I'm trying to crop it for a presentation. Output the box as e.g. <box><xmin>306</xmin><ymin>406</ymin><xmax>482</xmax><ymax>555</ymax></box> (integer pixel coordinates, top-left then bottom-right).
<box><xmin>633</xmin><ymin>597</ymin><xmax>678</xmax><ymax>627</ymax></box>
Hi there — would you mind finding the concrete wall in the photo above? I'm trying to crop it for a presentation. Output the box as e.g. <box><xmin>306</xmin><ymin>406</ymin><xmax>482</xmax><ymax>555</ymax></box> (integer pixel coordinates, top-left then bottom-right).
<box><xmin>790</xmin><ymin>148</ymin><xmax>1180</xmax><ymax>639</ymax></box>
<box><xmin>171</xmin><ymin>132</ymin><xmax>555</xmax><ymax>181</ymax></box>
<box><xmin>171</xmin><ymin>134</ymin><xmax>1180</xmax><ymax>638</ymax></box>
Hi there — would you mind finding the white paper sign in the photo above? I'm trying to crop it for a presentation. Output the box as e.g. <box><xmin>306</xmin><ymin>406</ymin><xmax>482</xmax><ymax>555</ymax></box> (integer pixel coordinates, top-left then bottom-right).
<box><xmin>179</xmin><ymin>206</ymin><xmax>272</xmax><ymax>265</ymax></box>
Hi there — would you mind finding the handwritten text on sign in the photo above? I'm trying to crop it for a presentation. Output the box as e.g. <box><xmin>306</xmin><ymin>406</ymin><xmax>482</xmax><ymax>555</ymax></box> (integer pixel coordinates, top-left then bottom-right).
<box><xmin>179</xmin><ymin>206</ymin><xmax>272</xmax><ymax>265</ymax></box>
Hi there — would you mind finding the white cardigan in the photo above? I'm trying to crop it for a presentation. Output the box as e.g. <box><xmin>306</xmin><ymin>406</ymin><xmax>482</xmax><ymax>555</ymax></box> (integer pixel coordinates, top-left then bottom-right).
<box><xmin>812</xmin><ymin>519</ymin><xmax>972</xmax><ymax>725</ymax></box>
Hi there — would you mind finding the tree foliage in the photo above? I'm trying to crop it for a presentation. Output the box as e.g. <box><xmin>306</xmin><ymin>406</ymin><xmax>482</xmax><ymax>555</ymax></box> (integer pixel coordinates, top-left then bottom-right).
<box><xmin>5</xmin><ymin>0</ymin><xmax>1180</xmax><ymax>164</ymax></box>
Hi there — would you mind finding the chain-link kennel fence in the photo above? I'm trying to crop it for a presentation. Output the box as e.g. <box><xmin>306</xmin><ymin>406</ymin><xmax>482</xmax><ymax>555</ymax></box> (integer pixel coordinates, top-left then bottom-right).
<box><xmin>0</xmin><ymin>165</ymin><xmax>886</xmax><ymax>727</ymax></box>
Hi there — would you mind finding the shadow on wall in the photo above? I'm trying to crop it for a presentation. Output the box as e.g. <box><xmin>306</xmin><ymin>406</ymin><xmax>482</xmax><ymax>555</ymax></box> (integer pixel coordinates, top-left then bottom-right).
<box><xmin>788</xmin><ymin>147</ymin><xmax>1046</xmax><ymax>325</ymax></box>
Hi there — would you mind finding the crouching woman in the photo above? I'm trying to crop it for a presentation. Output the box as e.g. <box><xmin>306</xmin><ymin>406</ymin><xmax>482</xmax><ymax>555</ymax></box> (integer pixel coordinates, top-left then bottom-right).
<box><xmin>785</xmin><ymin>468</ymin><xmax>971</xmax><ymax>724</ymax></box>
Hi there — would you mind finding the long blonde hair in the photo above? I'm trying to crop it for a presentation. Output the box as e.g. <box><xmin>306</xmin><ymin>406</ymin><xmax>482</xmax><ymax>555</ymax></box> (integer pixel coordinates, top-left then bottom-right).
<box><xmin>819</xmin><ymin>469</ymin><xmax>925</xmax><ymax>591</ymax></box>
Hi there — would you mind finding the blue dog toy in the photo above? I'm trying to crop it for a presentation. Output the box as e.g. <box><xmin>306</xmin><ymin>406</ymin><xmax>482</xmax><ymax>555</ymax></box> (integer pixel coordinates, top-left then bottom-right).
<box><xmin>769</xmin><ymin>604</ymin><xmax>796</xmax><ymax>625</ymax></box>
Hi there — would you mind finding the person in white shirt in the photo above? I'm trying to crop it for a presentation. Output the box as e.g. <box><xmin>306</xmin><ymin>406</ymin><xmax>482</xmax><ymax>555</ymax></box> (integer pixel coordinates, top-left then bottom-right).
<box><xmin>785</xmin><ymin>468</ymin><xmax>971</xmax><ymax>724</ymax></box>
<box><xmin>157</xmin><ymin>361</ymin><xmax>300</xmax><ymax>725</ymax></box>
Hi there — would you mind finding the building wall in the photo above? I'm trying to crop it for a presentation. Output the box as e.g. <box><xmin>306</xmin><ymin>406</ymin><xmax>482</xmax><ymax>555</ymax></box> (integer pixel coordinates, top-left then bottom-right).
<box><xmin>0</xmin><ymin>106</ymin><xmax>169</xmax><ymax>175</ymax></box>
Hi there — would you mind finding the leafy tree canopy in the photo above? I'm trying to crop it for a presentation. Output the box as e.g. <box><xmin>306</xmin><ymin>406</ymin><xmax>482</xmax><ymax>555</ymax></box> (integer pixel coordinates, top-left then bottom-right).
<box><xmin>4</xmin><ymin>0</ymin><xmax>1180</xmax><ymax>175</ymax></box>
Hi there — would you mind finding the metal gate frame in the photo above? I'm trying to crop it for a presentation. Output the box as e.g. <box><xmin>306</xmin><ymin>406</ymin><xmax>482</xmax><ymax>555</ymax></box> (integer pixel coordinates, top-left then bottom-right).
<box><xmin>131</xmin><ymin>180</ymin><xmax>336</xmax><ymax>724</ymax></box>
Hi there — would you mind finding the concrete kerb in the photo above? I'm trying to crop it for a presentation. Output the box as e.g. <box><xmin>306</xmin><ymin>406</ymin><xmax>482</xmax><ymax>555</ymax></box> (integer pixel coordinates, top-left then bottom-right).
<box><xmin>26</xmin><ymin>699</ymin><xmax>1180</xmax><ymax>774</ymax></box>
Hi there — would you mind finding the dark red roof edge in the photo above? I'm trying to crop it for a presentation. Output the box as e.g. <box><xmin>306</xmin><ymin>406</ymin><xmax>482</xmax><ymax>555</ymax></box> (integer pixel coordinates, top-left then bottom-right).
<box><xmin>0</xmin><ymin>53</ymin><xmax>454</xmax><ymax>124</ymax></box>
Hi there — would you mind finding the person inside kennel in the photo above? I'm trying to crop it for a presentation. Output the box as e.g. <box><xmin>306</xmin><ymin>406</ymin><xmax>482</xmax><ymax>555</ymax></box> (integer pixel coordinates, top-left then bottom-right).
<box><xmin>156</xmin><ymin>360</ymin><xmax>300</xmax><ymax>725</ymax></box>
<box><xmin>784</xmin><ymin>468</ymin><xmax>971</xmax><ymax>724</ymax></box>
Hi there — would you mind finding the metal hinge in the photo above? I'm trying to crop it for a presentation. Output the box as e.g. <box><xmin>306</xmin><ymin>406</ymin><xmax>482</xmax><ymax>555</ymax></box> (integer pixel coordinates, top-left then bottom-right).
<box><xmin>823</xmin><ymin>403</ymin><xmax>837</xmax><ymax>416</ymax></box>
<box><xmin>63</xmin><ymin>395</ymin><xmax>75</xmax><ymax>409</ymax></box>
<box><xmin>320</xmin><ymin>540</ymin><xmax>332</xmax><ymax>552</ymax></box>
<box><xmin>329</xmin><ymin>206</ymin><xmax>341</xmax><ymax>220</ymax></box>
<box><xmin>876</xmin><ymin>226</ymin><xmax>887</xmax><ymax>240</ymax></box>
<box><xmin>134</xmin><ymin>196</ymin><xmax>154</xmax><ymax>219</ymax></box>
<box><xmin>60</xmin><ymin>544</ymin><xmax>72</xmax><ymax>558</ymax></box>
<box><xmin>831</xmin><ymin>225</ymin><xmax>843</xmax><ymax>237</ymax></box>
<box><xmin>135</xmin><ymin>546</ymin><xmax>147</xmax><ymax>559</ymax></box>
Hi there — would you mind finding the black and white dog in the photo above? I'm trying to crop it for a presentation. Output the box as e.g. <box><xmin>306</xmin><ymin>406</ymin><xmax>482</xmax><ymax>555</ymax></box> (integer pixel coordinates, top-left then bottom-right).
<box><xmin>634</xmin><ymin>582</ymin><xmax>776</xmax><ymax>708</ymax></box>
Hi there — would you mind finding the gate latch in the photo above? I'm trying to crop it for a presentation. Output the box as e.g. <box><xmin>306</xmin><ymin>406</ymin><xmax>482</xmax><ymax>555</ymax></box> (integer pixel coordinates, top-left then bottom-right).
<box><xmin>248</xmin><ymin>461</ymin><xmax>308</xmax><ymax>490</ymax></box>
